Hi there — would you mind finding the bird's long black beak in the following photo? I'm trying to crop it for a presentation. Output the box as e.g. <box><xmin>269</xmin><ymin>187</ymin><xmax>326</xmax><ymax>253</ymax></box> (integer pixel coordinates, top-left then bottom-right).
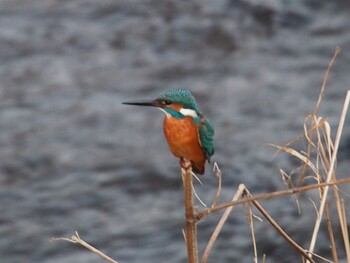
<box><xmin>122</xmin><ymin>99</ymin><xmax>161</xmax><ymax>107</ymax></box>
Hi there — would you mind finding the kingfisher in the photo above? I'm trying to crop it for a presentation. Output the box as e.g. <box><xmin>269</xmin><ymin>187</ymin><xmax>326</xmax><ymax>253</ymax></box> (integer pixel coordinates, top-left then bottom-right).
<box><xmin>123</xmin><ymin>89</ymin><xmax>214</xmax><ymax>174</ymax></box>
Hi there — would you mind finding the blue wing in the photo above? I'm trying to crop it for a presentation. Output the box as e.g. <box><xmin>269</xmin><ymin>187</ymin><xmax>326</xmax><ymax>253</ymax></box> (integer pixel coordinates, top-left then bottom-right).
<box><xmin>198</xmin><ymin>118</ymin><xmax>214</xmax><ymax>162</ymax></box>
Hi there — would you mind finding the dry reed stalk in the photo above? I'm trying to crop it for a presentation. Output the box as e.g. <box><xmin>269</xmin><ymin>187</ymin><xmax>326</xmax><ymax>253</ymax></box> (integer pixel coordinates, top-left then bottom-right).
<box><xmin>339</xmin><ymin>199</ymin><xmax>350</xmax><ymax>260</ymax></box>
<box><xmin>242</xmin><ymin>187</ymin><xmax>316</xmax><ymax>263</ymax></box>
<box><xmin>329</xmin><ymin>92</ymin><xmax>350</xmax><ymax>262</ymax></box>
<box><xmin>298</xmin><ymin>47</ymin><xmax>341</xmax><ymax>185</ymax></box>
<box><xmin>211</xmin><ymin>162</ymin><xmax>222</xmax><ymax>208</ymax></box>
<box><xmin>243</xmin><ymin>197</ymin><xmax>258</xmax><ymax>263</ymax></box>
<box><xmin>324</xmin><ymin>202</ymin><xmax>338</xmax><ymax>262</ymax></box>
<box><xmin>313</xmin><ymin>109</ymin><xmax>338</xmax><ymax>262</ymax></box>
<box><xmin>196</xmin><ymin>177</ymin><xmax>350</xmax><ymax>220</ymax></box>
<box><xmin>306</xmin><ymin>90</ymin><xmax>350</xmax><ymax>262</ymax></box>
<box><xmin>51</xmin><ymin>231</ymin><xmax>118</xmax><ymax>263</ymax></box>
<box><xmin>181</xmin><ymin>158</ymin><xmax>199</xmax><ymax>263</ymax></box>
<box><xmin>200</xmin><ymin>184</ymin><xmax>245</xmax><ymax>263</ymax></box>
<box><xmin>263</xmin><ymin>47</ymin><xmax>348</xmax><ymax>263</ymax></box>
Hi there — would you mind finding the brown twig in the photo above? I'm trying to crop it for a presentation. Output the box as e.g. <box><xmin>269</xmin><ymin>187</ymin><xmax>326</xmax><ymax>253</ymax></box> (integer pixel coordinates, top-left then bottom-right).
<box><xmin>299</xmin><ymin>47</ymin><xmax>341</xmax><ymax>185</ymax></box>
<box><xmin>243</xmin><ymin>197</ymin><xmax>258</xmax><ymax>263</ymax></box>
<box><xmin>313</xmin><ymin>46</ymin><xmax>341</xmax><ymax>116</ymax></box>
<box><xmin>246</xmin><ymin>193</ymin><xmax>316</xmax><ymax>263</ymax></box>
<box><xmin>182</xmin><ymin>158</ymin><xmax>199</xmax><ymax>263</ymax></box>
<box><xmin>51</xmin><ymin>231</ymin><xmax>118</xmax><ymax>263</ymax></box>
<box><xmin>211</xmin><ymin>162</ymin><xmax>222</xmax><ymax>208</ymax></box>
<box><xmin>331</xmin><ymin>134</ymin><xmax>350</xmax><ymax>262</ymax></box>
<box><xmin>317</xmin><ymin>117</ymin><xmax>338</xmax><ymax>262</ymax></box>
<box><xmin>307</xmin><ymin>89</ymin><xmax>350</xmax><ymax>262</ymax></box>
<box><xmin>197</xmin><ymin>177</ymin><xmax>350</xmax><ymax>220</ymax></box>
<box><xmin>201</xmin><ymin>184</ymin><xmax>245</xmax><ymax>263</ymax></box>
<box><xmin>340</xmin><ymin>199</ymin><xmax>350</xmax><ymax>261</ymax></box>
<box><xmin>324</xmin><ymin>202</ymin><xmax>338</xmax><ymax>263</ymax></box>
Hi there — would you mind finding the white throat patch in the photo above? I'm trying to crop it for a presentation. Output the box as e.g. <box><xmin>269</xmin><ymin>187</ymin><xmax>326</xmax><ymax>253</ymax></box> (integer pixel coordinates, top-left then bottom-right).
<box><xmin>158</xmin><ymin>107</ymin><xmax>198</xmax><ymax>118</ymax></box>
<box><xmin>158</xmin><ymin>108</ymin><xmax>171</xmax><ymax>118</ymax></box>
<box><xmin>179</xmin><ymin>108</ymin><xmax>198</xmax><ymax>118</ymax></box>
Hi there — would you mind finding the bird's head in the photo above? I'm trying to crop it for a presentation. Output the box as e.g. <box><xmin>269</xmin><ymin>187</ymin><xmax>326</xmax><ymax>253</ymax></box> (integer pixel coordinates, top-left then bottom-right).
<box><xmin>123</xmin><ymin>89</ymin><xmax>201</xmax><ymax>119</ymax></box>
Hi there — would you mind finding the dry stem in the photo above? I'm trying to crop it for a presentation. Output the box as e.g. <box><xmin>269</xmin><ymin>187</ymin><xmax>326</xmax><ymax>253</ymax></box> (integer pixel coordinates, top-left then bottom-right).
<box><xmin>201</xmin><ymin>184</ymin><xmax>245</xmax><ymax>263</ymax></box>
<box><xmin>182</xmin><ymin>158</ymin><xmax>199</xmax><ymax>263</ymax></box>
<box><xmin>51</xmin><ymin>231</ymin><xmax>118</xmax><ymax>263</ymax></box>
<box><xmin>243</xmin><ymin>188</ymin><xmax>316</xmax><ymax>263</ymax></box>
<box><xmin>306</xmin><ymin>90</ymin><xmax>350</xmax><ymax>262</ymax></box>
<box><xmin>197</xmin><ymin>177</ymin><xmax>350</xmax><ymax>220</ymax></box>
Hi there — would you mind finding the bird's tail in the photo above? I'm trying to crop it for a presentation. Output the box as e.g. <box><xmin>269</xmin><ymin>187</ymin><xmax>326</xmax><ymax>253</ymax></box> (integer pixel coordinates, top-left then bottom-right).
<box><xmin>191</xmin><ymin>161</ymin><xmax>205</xmax><ymax>175</ymax></box>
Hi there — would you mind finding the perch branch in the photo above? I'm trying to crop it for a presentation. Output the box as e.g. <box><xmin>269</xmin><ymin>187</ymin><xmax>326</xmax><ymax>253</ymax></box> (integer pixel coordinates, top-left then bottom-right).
<box><xmin>182</xmin><ymin>158</ymin><xmax>199</xmax><ymax>263</ymax></box>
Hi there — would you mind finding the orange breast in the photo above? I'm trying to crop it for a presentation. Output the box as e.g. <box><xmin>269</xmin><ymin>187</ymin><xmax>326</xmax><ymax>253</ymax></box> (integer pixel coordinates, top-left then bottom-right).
<box><xmin>163</xmin><ymin>116</ymin><xmax>206</xmax><ymax>174</ymax></box>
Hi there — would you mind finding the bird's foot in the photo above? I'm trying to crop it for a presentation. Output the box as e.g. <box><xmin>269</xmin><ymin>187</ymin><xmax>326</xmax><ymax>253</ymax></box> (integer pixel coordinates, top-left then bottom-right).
<box><xmin>179</xmin><ymin>158</ymin><xmax>192</xmax><ymax>170</ymax></box>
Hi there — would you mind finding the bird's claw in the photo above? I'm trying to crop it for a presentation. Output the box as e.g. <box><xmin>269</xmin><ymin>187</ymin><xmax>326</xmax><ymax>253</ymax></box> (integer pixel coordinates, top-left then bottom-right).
<box><xmin>180</xmin><ymin>158</ymin><xmax>192</xmax><ymax>170</ymax></box>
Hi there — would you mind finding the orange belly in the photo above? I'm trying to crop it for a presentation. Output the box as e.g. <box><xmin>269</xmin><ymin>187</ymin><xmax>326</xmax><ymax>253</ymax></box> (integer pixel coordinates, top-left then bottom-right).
<box><xmin>163</xmin><ymin>116</ymin><xmax>206</xmax><ymax>174</ymax></box>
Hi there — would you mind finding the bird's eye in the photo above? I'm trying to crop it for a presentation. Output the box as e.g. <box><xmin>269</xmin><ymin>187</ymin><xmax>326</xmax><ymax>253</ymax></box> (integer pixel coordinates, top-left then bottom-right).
<box><xmin>163</xmin><ymin>100</ymin><xmax>172</xmax><ymax>105</ymax></box>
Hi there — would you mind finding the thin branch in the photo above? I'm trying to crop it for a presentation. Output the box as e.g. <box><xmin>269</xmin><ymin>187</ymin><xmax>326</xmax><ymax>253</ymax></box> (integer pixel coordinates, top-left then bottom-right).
<box><xmin>324</xmin><ymin>202</ymin><xmax>338</xmax><ymax>263</ymax></box>
<box><xmin>192</xmin><ymin>180</ymin><xmax>207</xmax><ymax>208</ymax></box>
<box><xmin>268</xmin><ymin>144</ymin><xmax>318</xmax><ymax>175</ymax></box>
<box><xmin>244</xmin><ymin>200</ymin><xmax>258</xmax><ymax>263</ymax></box>
<box><xmin>313</xmin><ymin>47</ymin><xmax>341</xmax><ymax>116</ymax></box>
<box><xmin>300</xmin><ymin>47</ymin><xmax>340</xmax><ymax>185</ymax></box>
<box><xmin>197</xmin><ymin>177</ymin><xmax>350</xmax><ymax>220</ymax></box>
<box><xmin>304</xmin><ymin>250</ymin><xmax>334</xmax><ymax>263</ymax></box>
<box><xmin>201</xmin><ymin>184</ymin><xmax>245</xmax><ymax>263</ymax></box>
<box><xmin>340</xmin><ymin>199</ymin><xmax>350</xmax><ymax>261</ymax></box>
<box><xmin>249</xmin><ymin>197</ymin><xmax>316</xmax><ymax>263</ymax></box>
<box><xmin>211</xmin><ymin>162</ymin><xmax>222</xmax><ymax>208</ymax></box>
<box><xmin>51</xmin><ymin>231</ymin><xmax>118</xmax><ymax>263</ymax></box>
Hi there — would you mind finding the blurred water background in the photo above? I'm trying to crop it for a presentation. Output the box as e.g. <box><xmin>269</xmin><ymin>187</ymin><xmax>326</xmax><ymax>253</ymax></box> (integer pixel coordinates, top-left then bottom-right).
<box><xmin>0</xmin><ymin>0</ymin><xmax>350</xmax><ymax>262</ymax></box>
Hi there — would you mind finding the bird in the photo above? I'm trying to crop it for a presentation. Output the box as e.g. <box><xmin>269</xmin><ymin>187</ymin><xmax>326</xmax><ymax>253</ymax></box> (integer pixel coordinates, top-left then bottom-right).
<box><xmin>123</xmin><ymin>89</ymin><xmax>214</xmax><ymax>174</ymax></box>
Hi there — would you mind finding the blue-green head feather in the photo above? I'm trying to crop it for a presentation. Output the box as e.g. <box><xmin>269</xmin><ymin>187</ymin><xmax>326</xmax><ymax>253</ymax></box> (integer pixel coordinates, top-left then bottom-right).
<box><xmin>159</xmin><ymin>89</ymin><xmax>200</xmax><ymax>112</ymax></box>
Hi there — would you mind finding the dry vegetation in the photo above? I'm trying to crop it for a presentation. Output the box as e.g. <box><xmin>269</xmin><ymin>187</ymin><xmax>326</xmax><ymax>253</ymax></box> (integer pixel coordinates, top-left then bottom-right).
<box><xmin>53</xmin><ymin>48</ymin><xmax>350</xmax><ymax>263</ymax></box>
